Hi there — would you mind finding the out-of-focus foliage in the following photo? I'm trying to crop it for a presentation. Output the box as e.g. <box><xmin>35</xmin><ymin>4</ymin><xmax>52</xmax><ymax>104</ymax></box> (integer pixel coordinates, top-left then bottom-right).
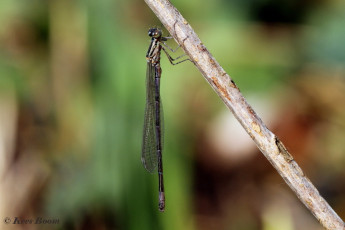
<box><xmin>0</xmin><ymin>0</ymin><xmax>344</xmax><ymax>230</ymax></box>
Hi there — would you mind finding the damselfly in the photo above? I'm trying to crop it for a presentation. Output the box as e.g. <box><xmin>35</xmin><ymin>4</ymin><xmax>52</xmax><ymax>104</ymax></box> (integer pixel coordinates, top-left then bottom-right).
<box><xmin>142</xmin><ymin>27</ymin><xmax>189</xmax><ymax>212</ymax></box>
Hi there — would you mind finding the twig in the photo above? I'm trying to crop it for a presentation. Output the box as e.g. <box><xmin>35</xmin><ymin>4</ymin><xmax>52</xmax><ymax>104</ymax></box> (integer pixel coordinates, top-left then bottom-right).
<box><xmin>144</xmin><ymin>0</ymin><xmax>345</xmax><ymax>229</ymax></box>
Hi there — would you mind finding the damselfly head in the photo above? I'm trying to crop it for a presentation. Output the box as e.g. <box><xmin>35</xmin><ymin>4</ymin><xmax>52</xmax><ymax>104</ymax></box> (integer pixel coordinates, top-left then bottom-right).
<box><xmin>148</xmin><ymin>28</ymin><xmax>162</xmax><ymax>38</ymax></box>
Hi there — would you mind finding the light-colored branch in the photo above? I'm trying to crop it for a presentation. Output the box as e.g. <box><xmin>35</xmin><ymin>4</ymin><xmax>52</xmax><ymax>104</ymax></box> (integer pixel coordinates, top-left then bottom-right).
<box><xmin>144</xmin><ymin>0</ymin><xmax>345</xmax><ymax>229</ymax></box>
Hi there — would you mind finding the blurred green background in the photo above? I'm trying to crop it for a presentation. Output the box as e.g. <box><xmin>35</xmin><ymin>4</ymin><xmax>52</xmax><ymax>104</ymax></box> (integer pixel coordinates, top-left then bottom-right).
<box><xmin>0</xmin><ymin>0</ymin><xmax>344</xmax><ymax>229</ymax></box>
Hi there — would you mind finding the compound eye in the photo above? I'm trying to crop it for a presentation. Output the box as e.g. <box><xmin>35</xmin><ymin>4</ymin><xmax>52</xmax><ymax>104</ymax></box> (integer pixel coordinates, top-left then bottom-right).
<box><xmin>155</xmin><ymin>30</ymin><xmax>162</xmax><ymax>38</ymax></box>
<box><xmin>148</xmin><ymin>29</ymin><xmax>154</xmax><ymax>37</ymax></box>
